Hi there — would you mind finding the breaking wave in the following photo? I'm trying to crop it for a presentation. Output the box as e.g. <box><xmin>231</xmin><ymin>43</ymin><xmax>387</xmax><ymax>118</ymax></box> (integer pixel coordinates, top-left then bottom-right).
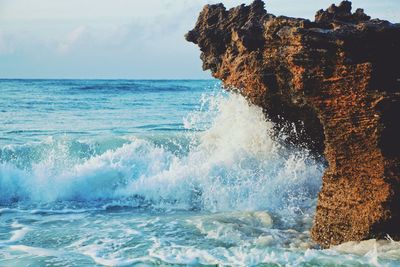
<box><xmin>0</xmin><ymin>93</ymin><xmax>323</xmax><ymax>224</ymax></box>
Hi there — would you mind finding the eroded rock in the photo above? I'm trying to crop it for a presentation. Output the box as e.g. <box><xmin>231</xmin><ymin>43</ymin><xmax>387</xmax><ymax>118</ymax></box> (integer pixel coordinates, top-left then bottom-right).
<box><xmin>186</xmin><ymin>0</ymin><xmax>400</xmax><ymax>247</ymax></box>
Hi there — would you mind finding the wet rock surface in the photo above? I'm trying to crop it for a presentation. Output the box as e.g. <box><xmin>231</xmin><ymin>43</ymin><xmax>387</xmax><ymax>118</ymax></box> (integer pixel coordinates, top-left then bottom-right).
<box><xmin>186</xmin><ymin>0</ymin><xmax>400</xmax><ymax>247</ymax></box>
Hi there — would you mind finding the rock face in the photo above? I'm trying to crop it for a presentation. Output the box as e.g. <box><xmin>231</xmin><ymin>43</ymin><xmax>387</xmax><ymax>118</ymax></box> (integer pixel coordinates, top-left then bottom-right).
<box><xmin>186</xmin><ymin>0</ymin><xmax>400</xmax><ymax>247</ymax></box>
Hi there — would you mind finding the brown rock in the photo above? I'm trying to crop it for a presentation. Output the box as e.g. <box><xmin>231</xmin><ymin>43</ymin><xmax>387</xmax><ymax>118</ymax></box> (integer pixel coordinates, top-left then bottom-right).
<box><xmin>186</xmin><ymin>0</ymin><xmax>400</xmax><ymax>247</ymax></box>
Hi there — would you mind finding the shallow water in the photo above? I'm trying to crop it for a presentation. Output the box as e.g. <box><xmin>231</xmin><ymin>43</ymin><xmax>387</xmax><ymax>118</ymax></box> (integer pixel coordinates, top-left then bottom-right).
<box><xmin>1</xmin><ymin>79</ymin><xmax>399</xmax><ymax>266</ymax></box>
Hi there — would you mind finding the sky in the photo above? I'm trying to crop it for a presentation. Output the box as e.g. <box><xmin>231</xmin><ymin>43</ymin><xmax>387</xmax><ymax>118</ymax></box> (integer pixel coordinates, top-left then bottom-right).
<box><xmin>0</xmin><ymin>0</ymin><xmax>399</xmax><ymax>79</ymax></box>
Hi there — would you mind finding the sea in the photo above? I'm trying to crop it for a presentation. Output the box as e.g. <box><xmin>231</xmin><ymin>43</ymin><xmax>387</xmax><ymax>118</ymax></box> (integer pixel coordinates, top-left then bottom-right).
<box><xmin>0</xmin><ymin>79</ymin><xmax>399</xmax><ymax>266</ymax></box>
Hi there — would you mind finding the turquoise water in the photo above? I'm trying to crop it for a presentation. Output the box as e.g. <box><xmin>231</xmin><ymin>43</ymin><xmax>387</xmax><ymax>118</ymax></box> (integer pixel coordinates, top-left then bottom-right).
<box><xmin>1</xmin><ymin>79</ymin><xmax>399</xmax><ymax>266</ymax></box>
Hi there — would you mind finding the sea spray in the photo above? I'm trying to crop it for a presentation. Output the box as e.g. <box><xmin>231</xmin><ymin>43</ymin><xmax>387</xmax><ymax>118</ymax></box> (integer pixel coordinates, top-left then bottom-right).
<box><xmin>1</xmin><ymin>80</ymin><xmax>399</xmax><ymax>266</ymax></box>
<box><xmin>0</xmin><ymin>92</ymin><xmax>323</xmax><ymax>227</ymax></box>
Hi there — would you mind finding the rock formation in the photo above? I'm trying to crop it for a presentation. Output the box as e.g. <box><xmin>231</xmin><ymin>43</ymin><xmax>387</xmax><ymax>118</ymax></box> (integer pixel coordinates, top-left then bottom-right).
<box><xmin>186</xmin><ymin>0</ymin><xmax>400</xmax><ymax>247</ymax></box>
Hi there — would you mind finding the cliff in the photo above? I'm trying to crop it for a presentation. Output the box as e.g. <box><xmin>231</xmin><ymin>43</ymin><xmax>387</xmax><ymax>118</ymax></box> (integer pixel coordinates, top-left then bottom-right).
<box><xmin>186</xmin><ymin>0</ymin><xmax>400</xmax><ymax>247</ymax></box>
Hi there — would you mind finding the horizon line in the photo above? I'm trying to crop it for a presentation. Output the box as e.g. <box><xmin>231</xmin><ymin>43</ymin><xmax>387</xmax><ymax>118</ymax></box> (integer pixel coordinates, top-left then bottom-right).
<box><xmin>0</xmin><ymin>78</ymin><xmax>216</xmax><ymax>81</ymax></box>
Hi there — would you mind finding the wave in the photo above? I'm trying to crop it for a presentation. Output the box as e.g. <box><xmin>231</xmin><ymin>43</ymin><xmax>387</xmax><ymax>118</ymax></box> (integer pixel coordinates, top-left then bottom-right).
<box><xmin>0</xmin><ymin>93</ymin><xmax>323</xmax><ymax>224</ymax></box>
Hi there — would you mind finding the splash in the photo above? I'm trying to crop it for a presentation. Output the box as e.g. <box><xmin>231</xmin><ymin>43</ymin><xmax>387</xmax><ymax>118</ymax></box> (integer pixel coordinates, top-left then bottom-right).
<box><xmin>5</xmin><ymin>89</ymin><xmax>397</xmax><ymax>266</ymax></box>
<box><xmin>0</xmin><ymin>93</ymin><xmax>323</xmax><ymax>224</ymax></box>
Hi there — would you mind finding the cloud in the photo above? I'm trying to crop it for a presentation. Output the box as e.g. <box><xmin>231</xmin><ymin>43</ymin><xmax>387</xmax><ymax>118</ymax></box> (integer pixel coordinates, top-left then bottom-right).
<box><xmin>0</xmin><ymin>0</ymin><xmax>398</xmax><ymax>78</ymax></box>
<box><xmin>57</xmin><ymin>26</ymin><xmax>87</xmax><ymax>54</ymax></box>
<box><xmin>0</xmin><ymin>30</ymin><xmax>16</xmax><ymax>55</ymax></box>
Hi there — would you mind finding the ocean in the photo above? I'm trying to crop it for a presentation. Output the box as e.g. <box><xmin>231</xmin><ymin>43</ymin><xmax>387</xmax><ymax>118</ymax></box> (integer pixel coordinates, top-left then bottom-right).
<box><xmin>0</xmin><ymin>79</ymin><xmax>398</xmax><ymax>266</ymax></box>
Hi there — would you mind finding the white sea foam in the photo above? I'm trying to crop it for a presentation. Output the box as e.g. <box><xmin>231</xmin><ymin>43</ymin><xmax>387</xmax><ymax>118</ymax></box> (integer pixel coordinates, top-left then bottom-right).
<box><xmin>0</xmin><ymin>93</ymin><xmax>323</xmax><ymax>226</ymax></box>
<box><xmin>9</xmin><ymin>245</ymin><xmax>63</xmax><ymax>257</ymax></box>
<box><xmin>148</xmin><ymin>229</ymin><xmax>400</xmax><ymax>267</ymax></box>
<box><xmin>0</xmin><ymin>221</ymin><xmax>30</xmax><ymax>245</ymax></box>
<box><xmin>2</xmin><ymin>81</ymin><xmax>398</xmax><ymax>266</ymax></box>
<box><xmin>79</xmin><ymin>245</ymin><xmax>153</xmax><ymax>267</ymax></box>
<box><xmin>332</xmin><ymin>238</ymin><xmax>400</xmax><ymax>263</ymax></box>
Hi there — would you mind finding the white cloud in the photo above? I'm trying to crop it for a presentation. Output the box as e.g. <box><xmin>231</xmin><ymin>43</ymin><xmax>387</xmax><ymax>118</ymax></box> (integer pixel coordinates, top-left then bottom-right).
<box><xmin>0</xmin><ymin>31</ymin><xmax>14</xmax><ymax>55</ymax></box>
<box><xmin>0</xmin><ymin>0</ymin><xmax>398</xmax><ymax>78</ymax></box>
<box><xmin>57</xmin><ymin>26</ymin><xmax>87</xmax><ymax>54</ymax></box>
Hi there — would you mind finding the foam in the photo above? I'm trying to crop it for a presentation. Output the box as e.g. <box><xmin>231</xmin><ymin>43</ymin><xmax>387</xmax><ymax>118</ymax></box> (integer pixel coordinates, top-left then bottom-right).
<box><xmin>332</xmin><ymin>238</ymin><xmax>400</xmax><ymax>262</ymax></box>
<box><xmin>0</xmin><ymin>93</ymin><xmax>323</xmax><ymax>225</ymax></box>
<box><xmin>9</xmin><ymin>245</ymin><xmax>62</xmax><ymax>257</ymax></box>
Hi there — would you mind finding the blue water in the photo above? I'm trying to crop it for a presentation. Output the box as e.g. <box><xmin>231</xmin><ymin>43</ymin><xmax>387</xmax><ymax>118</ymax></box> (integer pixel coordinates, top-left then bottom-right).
<box><xmin>0</xmin><ymin>79</ymin><xmax>212</xmax><ymax>145</ymax></box>
<box><xmin>0</xmin><ymin>79</ymin><xmax>399</xmax><ymax>266</ymax></box>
